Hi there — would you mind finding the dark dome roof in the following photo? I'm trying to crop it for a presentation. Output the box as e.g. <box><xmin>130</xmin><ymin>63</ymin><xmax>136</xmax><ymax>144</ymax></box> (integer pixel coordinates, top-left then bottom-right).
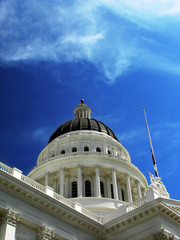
<box><xmin>48</xmin><ymin>118</ymin><xmax>119</xmax><ymax>143</ymax></box>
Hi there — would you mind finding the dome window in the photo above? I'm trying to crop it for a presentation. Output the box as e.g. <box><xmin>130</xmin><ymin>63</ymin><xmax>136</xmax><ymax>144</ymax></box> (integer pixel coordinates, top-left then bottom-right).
<box><xmin>100</xmin><ymin>181</ymin><xmax>105</xmax><ymax>197</ymax></box>
<box><xmin>96</xmin><ymin>147</ymin><xmax>101</xmax><ymax>152</ymax></box>
<box><xmin>72</xmin><ymin>147</ymin><xmax>77</xmax><ymax>152</ymax></box>
<box><xmin>85</xmin><ymin>180</ymin><xmax>91</xmax><ymax>197</ymax></box>
<box><xmin>108</xmin><ymin>150</ymin><xmax>111</xmax><ymax>155</ymax></box>
<box><xmin>72</xmin><ymin>181</ymin><xmax>77</xmax><ymax>198</ymax></box>
<box><xmin>111</xmin><ymin>184</ymin><xmax>114</xmax><ymax>199</ymax></box>
<box><xmin>61</xmin><ymin>149</ymin><xmax>65</xmax><ymax>154</ymax></box>
<box><xmin>121</xmin><ymin>189</ymin><xmax>125</xmax><ymax>201</ymax></box>
<box><xmin>84</xmin><ymin>146</ymin><xmax>89</xmax><ymax>152</ymax></box>
<box><xmin>51</xmin><ymin>153</ymin><xmax>55</xmax><ymax>158</ymax></box>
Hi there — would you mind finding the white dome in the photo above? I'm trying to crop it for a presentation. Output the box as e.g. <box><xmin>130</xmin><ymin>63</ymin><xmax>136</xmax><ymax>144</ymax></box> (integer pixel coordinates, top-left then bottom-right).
<box><xmin>28</xmin><ymin>101</ymin><xmax>148</xmax><ymax>216</ymax></box>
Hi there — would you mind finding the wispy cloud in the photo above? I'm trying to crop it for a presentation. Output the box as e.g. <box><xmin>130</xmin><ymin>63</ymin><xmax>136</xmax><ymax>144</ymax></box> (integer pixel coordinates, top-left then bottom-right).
<box><xmin>118</xmin><ymin>128</ymin><xmax>146</xmax><ymax>142</ymax></box>
<box><xmin>32</xmin><ymin>127</ymin><xmax>50</xmax><ymax>142</ymax></box>
<box><xmin>1</xmin><ymin>0</ymin><xmax>180</xmax><ymax>82</ymax></box>
<box><xmin>118</xmin><ymin>120</ymin><xmax>180</xmax><ymax>144</ymax></box>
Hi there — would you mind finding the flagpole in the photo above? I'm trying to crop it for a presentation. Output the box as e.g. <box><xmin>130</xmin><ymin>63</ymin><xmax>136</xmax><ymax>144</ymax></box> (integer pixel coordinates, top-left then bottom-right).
<box><xmin>143</xmin><ymin>107</ymin><xmax>159</xmax><ymax>177</ymax></box>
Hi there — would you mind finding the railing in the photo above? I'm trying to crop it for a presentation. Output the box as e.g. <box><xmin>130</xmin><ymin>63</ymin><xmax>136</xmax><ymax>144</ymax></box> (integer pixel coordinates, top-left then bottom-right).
<box><xmin>81</xmin><ymin>206</ymin><xmax>101</xmax><ymax>222</ymax></box>
<box><xmin>0</xmin><ymin>162</ymin><xmax>13</xmax><ymax>174</ymax></box>
<box><xmin>21</xmin><ymin>174</ymin><xmax>46</xmax><ymax>192</ymax></box>
<box><xmin>126</xmin><ymin>196</ymin><xmax>147</xmax><ymax>212</ymax></box>
<box><xmin>0</xmin><ymin>162</ymin><xmax>101</xmax><ymax>223</ymax></box>
<box><xmin>53</xmin><ymin>192</ymin><xmax>75</xmax><ymax>208</ymax></box>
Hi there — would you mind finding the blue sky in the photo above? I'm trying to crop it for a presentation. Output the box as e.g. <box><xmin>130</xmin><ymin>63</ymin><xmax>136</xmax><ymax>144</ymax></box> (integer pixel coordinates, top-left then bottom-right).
<box><xmin>0</xmin><ymin>0</ymin><xmax>180</xmax><ymax>200</ymax></box>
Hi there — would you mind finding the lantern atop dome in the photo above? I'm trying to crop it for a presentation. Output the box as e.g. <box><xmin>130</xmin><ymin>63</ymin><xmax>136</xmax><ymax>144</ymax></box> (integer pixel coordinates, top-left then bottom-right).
<box><xmin>74</xmin><ymin>99</ymin><xmax>92</xmax><ymax>118</ymax></box>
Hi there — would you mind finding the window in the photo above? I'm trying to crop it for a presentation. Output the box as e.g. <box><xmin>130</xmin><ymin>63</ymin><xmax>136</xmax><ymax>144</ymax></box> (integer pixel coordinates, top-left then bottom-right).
<box><xmin>72</xmin><ymin>147</ymin><xmax>77</xmax><ymax>152</ymax></box>
<box><xmin>61</xmin><ymin>150</ymin><xmax>65</xmax><ymax>154</ymax></box>
<box><xmin>100</xmin><ymin>181</ymin><xmax>105</xmax><ymax>197</ymax></box>
<box><xmin>51</xmin><ymin>153</ymin><xmax>55</xmax><ymax>157</ymax></box>
<box><xmin>85</xmin><ymin>180</ymin><xmax>91</xmax><ymax>197</ymax></box>
<box><xmin>72</xmin><ymin>181</ymin><xmax>77</xmax><ymax>198</ymax></box>
<box><xmin>84</xmin><ymin>146</ymin><xmax>89</xmax><ymax>152</ymax></box>
<box><xmin>96</xmin><ymin>147</ymin><xmax>101</xmax><ymax>152</ymax></box>
<box><xmin>121</xmin><ymin>189</ymin><xmax>125</xmax><ymax>201</ymax></box>
<box><xmin>108</xmin><ymin>150</ymin><xmax>111</xmax><ymax>155</ymax></box>
<box><xmin>111</xmin><ymin>184</ymin><xmax>114</xmax><ymax>199</ymax></box>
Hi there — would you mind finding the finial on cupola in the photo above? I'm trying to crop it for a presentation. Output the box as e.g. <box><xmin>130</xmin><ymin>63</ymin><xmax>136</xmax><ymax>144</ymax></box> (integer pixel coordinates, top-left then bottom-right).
<box><xmin>74</xmin><ymin>99</ymin><xmax>91</xmax><ymax>119</ymax></box>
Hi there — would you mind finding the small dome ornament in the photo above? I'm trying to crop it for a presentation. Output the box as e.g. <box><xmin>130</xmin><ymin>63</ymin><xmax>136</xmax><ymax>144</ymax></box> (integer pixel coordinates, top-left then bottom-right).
<box><xmin>74</xmin><ymin>99</ymin><xmax>91</xmax><ymax>119</ymax></box>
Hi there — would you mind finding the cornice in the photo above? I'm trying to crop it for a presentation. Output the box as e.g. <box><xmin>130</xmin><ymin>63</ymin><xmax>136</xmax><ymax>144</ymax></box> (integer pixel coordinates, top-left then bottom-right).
<box><xmin>103</xmin><ymin>200</ymin><xmax>180</xmax><ymax>235</ymax></box>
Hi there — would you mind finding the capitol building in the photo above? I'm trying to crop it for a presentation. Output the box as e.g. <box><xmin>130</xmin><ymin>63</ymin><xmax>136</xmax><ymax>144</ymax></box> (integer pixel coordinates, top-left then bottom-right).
<box><xmin>0</xmin><ymin>100</ymin><xmax>180</xmax><ymax>240</ymax></box>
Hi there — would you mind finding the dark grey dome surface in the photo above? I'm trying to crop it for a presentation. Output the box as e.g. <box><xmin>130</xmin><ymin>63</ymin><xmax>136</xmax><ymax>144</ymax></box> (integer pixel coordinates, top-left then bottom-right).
<box><xmin>48</xmin><ymin>118</ymin><xmax>119</xmax><ymax>143</ymax></box>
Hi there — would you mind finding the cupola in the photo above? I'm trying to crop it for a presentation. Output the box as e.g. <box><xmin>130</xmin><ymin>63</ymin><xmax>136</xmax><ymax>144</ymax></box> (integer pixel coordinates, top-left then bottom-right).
<box><xmin>74</xmin><ymin>99</ymin><xmax>91</xmax><ymax>118</ymax></box>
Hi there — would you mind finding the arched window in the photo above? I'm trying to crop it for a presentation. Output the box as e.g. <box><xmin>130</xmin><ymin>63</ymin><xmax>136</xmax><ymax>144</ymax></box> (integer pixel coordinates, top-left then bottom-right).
<box><xmin>84</xmin><ymin>146</ymin><xmax>89</xmax><ymax>152</ymax></box>
<box><xmin>100</xmin><ymin>181</ymin><xmax>105</xmax><ymax>197</ymax></box>
<box><xmin>108</xmin><ymin>150</ymin><xmax>111</xmax><ymax>155</ymax></box>
<box><xmin>121</xmin><ymin>189</ymin><xmax>125</xmax><ymax>201</ymax></box>
<box><xmin>111</xmin><ymin>184</ymin><xmax>114</xmax><ymax>199</ymax></box>
<box><xmin>72</xmin><ymin>147</ymin><xmax>77</xmax><ymax>152</ymax></box>
<box><xmin>61</xmin><ymin>150</ymin><xmax>65</xmax><ymax>154</ymax></box>
<box><xmin>51</xmin><ymin>153</ymin><xmax>55</xmax><ymax>158</ymax></box>
<box><xmin>72</xmin><ymin>181</ymin><xmax>77</xmax><ymax>198</ymax></box>
<box><xmin>85</xmin><ymin>180</ymin><xmax>91</xmax><ymax>197</ymax></box>
<box><xmin>96</xmin><ymin>147</ymin><xmax>101</xmax><ymax>152</ymax></box>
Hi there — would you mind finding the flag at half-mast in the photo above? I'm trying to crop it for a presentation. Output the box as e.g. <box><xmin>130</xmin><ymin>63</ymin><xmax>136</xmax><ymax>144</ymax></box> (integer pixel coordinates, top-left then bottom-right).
<box><xmin>143</xmin><ymin>107</ymin><xmax>159</xmax><ymax>177</ymax></box>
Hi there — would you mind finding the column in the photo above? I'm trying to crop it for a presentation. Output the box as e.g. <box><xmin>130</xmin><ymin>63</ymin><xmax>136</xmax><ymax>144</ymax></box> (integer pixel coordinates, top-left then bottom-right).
<box><xmin>0</xmin><ymin>209</ymin><xmax>20</xmax><ymax>240</ymax></box>
<box><xmin>112</xmin><ymin>169</ymin><xmax>118</xmax><ymax>200</ymax></box>
<box><xmin>53</xmin><ymin>179</ymin><xmax>57</xmax><ymax>193</ymax></box>
<box><xmin>118</xmin><ymin>181</ymin><xmax>123</xmax><ymax>201</ymax></box>
<box><xmin>45</xmin><ymin>172</ymin><xmax>49</xmax><ymax>186</ymax></box>
<box><xmin>126</xmin><ymin>174</ymin><xmax>133</xmax><ymax>203</ymax></box>
<box><xmin>106</xmin><ymin>177</ymin><xmax>111</xmax><ymax>198</ymax></box>
<box><xmin>65</xmin><ymin>176</ymin><xmax>69</xmax><ymax>198</ymax></box>
<box><xmin>38</xmin><ymin>226</ymin><xmax>55</xmax><ymax>240</ymax></box>
<box><xmin>136</xmin><ymin>180</ymin><xmax>142</xmax><ymax>200</ymax></box>
<box><xmin>60</xmin><ymin>168</ymin><xmax>64</xmax><ymax>196</ymax></box>
<box><xmin>95</xmin><ymin>166</ymin><xmax>101</xmax><ymax>197</ymax></box>
<box><xmin>78</xmin><ymin>165</ymin><xmax>82</xmax><ymax>197</ymax></box>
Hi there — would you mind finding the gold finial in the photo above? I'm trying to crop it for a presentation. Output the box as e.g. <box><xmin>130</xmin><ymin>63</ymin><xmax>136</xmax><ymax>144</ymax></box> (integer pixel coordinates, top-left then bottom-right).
<box><xmin>81</xmin><ymin>99</ymin><xmax>84</xmax><ymax>104</ymax></box>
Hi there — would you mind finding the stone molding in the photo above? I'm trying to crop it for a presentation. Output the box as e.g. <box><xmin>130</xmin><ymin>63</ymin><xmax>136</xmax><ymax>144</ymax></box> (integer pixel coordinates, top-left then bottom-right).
<box><xmin>38</xmin><ymin>226</ymin><xmax>55</xmax><ymax>240</ymax></box>
<box><xmin>28</xmin><ymin>153</ymin><xmax>148</xmax><ymax>188</ymax></box>
<box><xmin>153</xmin><ymin>228</ymin><xmax>180</xmax><ymax>240</ymax></box>
<box><xmin>1</xmin><ymin>208</ymin><xmax>20</xmax><ymax>227</ymax></box>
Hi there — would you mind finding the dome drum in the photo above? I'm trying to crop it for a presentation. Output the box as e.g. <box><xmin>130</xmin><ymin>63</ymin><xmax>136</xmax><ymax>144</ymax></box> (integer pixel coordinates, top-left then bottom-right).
<box><xmin>37</xmin><ymin>130</ymin><xmax>130</xmax><ymax>166</ymax></box>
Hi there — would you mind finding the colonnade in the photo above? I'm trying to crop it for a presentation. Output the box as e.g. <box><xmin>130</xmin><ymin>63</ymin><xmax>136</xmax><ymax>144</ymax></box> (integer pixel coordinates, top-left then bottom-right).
<box><xmin>44</xmin><ymin>166</ymin><xmax>144</xmax><ymax>203</ymax></box>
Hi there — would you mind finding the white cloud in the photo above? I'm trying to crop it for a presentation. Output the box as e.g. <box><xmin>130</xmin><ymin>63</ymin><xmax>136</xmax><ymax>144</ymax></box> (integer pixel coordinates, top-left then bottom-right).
<box><xmin>118</xmin><ymin>128</ymin><xmax>145</xmax><ymax>142</ymax></box>
<box><xmin>0</xmin><ymin>0</ymin><xmax>180</xmax><ymax>82</ymax></box>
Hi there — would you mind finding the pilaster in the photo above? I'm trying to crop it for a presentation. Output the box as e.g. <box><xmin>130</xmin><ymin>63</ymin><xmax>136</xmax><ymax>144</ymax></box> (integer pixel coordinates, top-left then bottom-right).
<box><xmin>78</xmin><ymin>165</ymin><xmax>82</xmax><ymax>197</ymax></box>
<box><xmin>0</xmin><ymin>209</ymin><xmax>20</xmax><ymax>240</ymax></box>
<box><xmin>95</xmin><ymin>166</ymin><xmax>101</xmax><ymax>197</ymax></box>
<box><xmin>60</xmin><ymin>168</ymin><xmax>64</xmax><ymax>196</ymax></box>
